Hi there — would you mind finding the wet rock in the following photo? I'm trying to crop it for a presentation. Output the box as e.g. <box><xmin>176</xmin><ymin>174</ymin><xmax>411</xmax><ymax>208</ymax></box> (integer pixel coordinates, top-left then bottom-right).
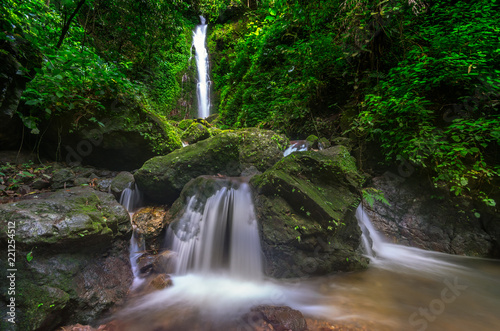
<box><xmin>51</xmin><ymin>168</ymin><xmax>76</xmax><ymax>189</ymax></box>
<box><xmin>364</xmin><ymin>175</ymin><xmax>496</xmax><ymax>256</ymax></box>
<box><xmin>135</xmin><ymin>128</ymin><xmax>288</xmax><ymax>204</ymax></box>
<box><xmin>147</xmin><ymin>274</ymin><xmax>173</xmax><ymax>291</ymax></box>
<box><xmin>251</xmin><ymin>146</ymin><xmax>367</xmax><ymax>278</ymax></box>
<box><xmin>318</xmin><ymin>137</ymin><xmax>331</xmax><ymax>149</ymax></box>
<box><xmin>0</xmin><ymin>186</ymin><xmax>133</xmax><ymax>328</ymax></box>
<box><xmin>32</xmin><ymin>178</ymin><xmax>51</xmax><ymax>189</ymax></box>
<box><xmin>246</xmin><ymin>305</ymin><xmax>308</xmax><ymax>331</ymax></box>
<box><xmin>110</xmin><ymin>171</ymin><xmax>135</xmax><ymax>198</ymax></box>
<box><xmin>0</xmin><ymin>186</ymin><xmax>130</xmax><ymax>250</ymax></box>
<box><xmin>132</xmin><ymin>206</ymin><xmax>172</xmax><ymax>251</ymax></box>
<box><xmin>137</xmin><ymin>254</ymin><xmax>156</xmax><ymax>275</ymax></box>
<box><xmin>306</xmin><ymin>135</ymin><xmax>319</xmax><ymax>149</ymax></box>
<box><xmin>138</xmin><ymin>251</ymin><xmax>176</xmax><ymax>275</ymax></box>
<box><xmin>74</xmin><ymin>177</ymin><xmax>91</xmax><ymax>186</ymax></box>
<box><xmin>97</xmin><ymin>178</ymin><xmax>113</xmax><ymax>192</ymax></box>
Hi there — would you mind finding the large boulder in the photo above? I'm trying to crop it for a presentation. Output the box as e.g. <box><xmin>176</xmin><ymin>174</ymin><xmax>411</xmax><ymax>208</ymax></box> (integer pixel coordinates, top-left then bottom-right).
<box><xmin>0</xmin><ymin>187</ymin><xmax>133</xmax><ymax>330</ymax></box>
<box><xmin>37</xmin><ymin>100</ymin><xmax>182</xmax><ymax>171</ymax></box>
<box><xmin>250</xmin><ymin>146</ymin><xmax>368</xmax><ymax>278</ymax></box>
<box><xmin>364</xmin><ymin>174</ymin><xmax>497</xmax><ymax>256</ymax></box>
<box><xmin>135</xmin><ymin>128</ymin><xmax>288</xmax><ymax>204</ymax></box>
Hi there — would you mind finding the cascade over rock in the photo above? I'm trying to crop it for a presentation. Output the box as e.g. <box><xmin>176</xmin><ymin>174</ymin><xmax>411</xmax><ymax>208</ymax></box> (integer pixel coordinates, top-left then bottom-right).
<box><xmin>251</xmin><ymin>146</ymin><xmax>368</xmax><ymax>278</ymax></box>
<box><xmin>166</xmin><ymin>176</ymin><xmax>263</xmax><ymax>280</ymax></box>
<box><xmin>0</xmin><ymin>187</ymin><xmax>132</xmax><ymax>330</ymax></box>
<box><xmin>364</xmin><ymin>175</ymin><xmax>498</xmax><ymax>256</ymax></box>
<box><xmin>135</xmin><ymin>128</ymin><xmax>288</xmax><ymax>204</ymax></box>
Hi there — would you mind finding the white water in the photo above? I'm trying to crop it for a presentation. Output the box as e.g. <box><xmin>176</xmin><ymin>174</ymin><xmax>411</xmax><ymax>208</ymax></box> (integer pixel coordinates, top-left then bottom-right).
<box><xmin>119</xmin><ymin>183</ymin><xmax>143</xmax><ymax>213</ymax></box>
<box><xmin>192</xmin><ymin>16</ymin><xmax>211</xmax><ymax>118</ymax></box>
<box><xmin>283</xmin><ymin>140</ymin><xmax>309</xmax><ymax>157</ymax></box>
<box><xmin>119</xmin><ymin>184</ymin><xmax>145</xmax><ymax>289</ymax></box>
<box><xmin>165</xmin><ymin>182</ymin><xmax>263</xmax><ymax>280</ymax></box>
<box><xmin>120</xmin><ymin>200</ymin><xmax>500</xmax><ymax>330</ymax></box>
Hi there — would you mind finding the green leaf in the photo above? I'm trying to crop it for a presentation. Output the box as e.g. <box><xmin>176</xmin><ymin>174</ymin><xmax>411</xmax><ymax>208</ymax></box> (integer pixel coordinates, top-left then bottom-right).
<box><xmin>27</xmin><ymin>251</ymin><xmax>33</xmax><ymax>262</ymax></box>
<box><xmin>25</xmin><ymin>99</ymin><xmax>40</xmax><ymax>106</ymax></box>
<box><xmin>56</xmin><ymin>91</ymin><xmax>64</xmax><ymax>98</ymax></box>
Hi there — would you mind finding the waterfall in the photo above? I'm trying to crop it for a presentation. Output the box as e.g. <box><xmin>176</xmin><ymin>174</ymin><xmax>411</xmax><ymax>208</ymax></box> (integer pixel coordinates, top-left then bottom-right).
<box><xmin>119</xmin><ymin>183</ymin><xmax>145</xmax><ymax>288</ymax></box>
<box><xmin>165</xmin><ymin>181</ymin><xmax>263</xmax><ymax>280</ymax></box>
<box><xmin>192</xmin><ymin>16</ymin><xmax>211</xmax><ymax>118</ymax></box>
<box><xmin>119</xmin><ymin>183</ymin><xmax>143</xmax><ymax>214</ymax></box>
<box><xmin>355</xmin><ymin>205</ymin><xmax>469</xmax><ymax>275</ymax></box>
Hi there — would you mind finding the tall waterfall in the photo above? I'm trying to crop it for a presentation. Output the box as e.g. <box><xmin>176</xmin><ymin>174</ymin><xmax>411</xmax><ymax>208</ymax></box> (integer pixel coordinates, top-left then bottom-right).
<box><xmin>192</xmin><ymin>16</ymin><xmax>211</xmax><ymax>118</ymax></box>
<box><xmin>165</xmin><ymin>181</ymin><xmax>263</xmax><ymax>280</ymax></box>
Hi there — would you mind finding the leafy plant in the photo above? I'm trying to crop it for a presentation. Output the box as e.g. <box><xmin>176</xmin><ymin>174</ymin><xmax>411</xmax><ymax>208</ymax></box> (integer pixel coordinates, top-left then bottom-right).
<box><xmin>362</xmin><ymin>188</ymin><xmax>390</xmax><ymax>208</ymax></box>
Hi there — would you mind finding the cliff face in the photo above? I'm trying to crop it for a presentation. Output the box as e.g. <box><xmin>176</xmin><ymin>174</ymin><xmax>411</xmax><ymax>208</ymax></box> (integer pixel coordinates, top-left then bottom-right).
<box><xmin>0</xmin><ymin>31</ymin><xmax>41</xmax><ymax>149</ymax></box>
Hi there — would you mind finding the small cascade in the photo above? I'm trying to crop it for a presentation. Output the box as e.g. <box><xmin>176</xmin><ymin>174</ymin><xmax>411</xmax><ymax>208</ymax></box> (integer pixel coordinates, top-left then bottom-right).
<box><xmin>119</xmin><ymin>183</ymin><xmax>145</xmax><ymax>288</ymax></box>
<box><xmin>165</xmin><ymin>180</ymin><xmax>262</xmax><ymax>280</ymax></box>
<box><xmin>129</xmin><ymin>228</ymin><xmax>146</xmax><ymax>289</ymax></box>
<box><xmin>119</xmin><ymin>183</ymin><xmax>143</xmax><ymax>214</ymax></box>
<box><xmin>355</xmin><ymin>205</ymin><xmax>469</xmax><ymax>275</ymax></box>
<box><xmin>192</xmin><ymin>16</ymin><xmax>211</xmax><ymax>118</ymax></box>
<box><xmin>283</xmin><ymin>140</ymin><xmax>310</xmax><ymax>157</ymax></box>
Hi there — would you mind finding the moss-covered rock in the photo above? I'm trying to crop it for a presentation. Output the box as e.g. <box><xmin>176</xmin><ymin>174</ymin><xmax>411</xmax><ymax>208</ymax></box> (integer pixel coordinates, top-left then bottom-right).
<box><xmin>110</xmin><ymin>171</ymin><xmax>135</xmax><ymax>198</ymax></box>
<box><xmin>181</xmin><ymin>122</ymin><xmax>211</xmax><ymax>144</ymax></box>
<box><xmin>306</xmin><ymin>135</ymin><xmax>319</xmax><ymax>149</ymax></box>
<box><xmin>318</xmin><ymin>137</ymin><xmax>331</xmax><ymax>149</ymax></box>
<box><xmin>154</xmin><ymin>120</ymin><xmax>184</xmax><ymax>155</ymax></box>
<box><xmin>178</xmin><ymin>119</ymin><xmax>194</xmax><ymax>131</ymax></box>
<box><xmin>0</xmin><ymin>187</ymin><xmax>132</xmax><ymax>330</ymax></box>
<box><xmin>135</xmin><ymin>128</ymin><xmax>288</xmax><ymax>204</ymax></box>
<box><xmin>250</xmin><ymin>146</ymin><xmax>367</xmax><ymax>278</ymax></box>
<box><xmin>51</xmin><ymin>168</ymin><xmax>76</xmax><ymax>189</ymax></box>
<box><xmin>0</xmin><ymin>186</ymin><xmax>130</xmax><ymax>250</ymax></box>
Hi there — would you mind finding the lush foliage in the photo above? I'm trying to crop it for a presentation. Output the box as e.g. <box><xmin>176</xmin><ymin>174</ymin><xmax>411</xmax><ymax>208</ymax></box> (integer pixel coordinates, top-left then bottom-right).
<box><xmin>353</xmin><ymin>0</ymin><xmax>500</xmax><ymax>205</ymax></box>
<box><xmin>204</xmin><ymin>0</ymin><xmax>499</xmax><ymax>207</ymax></box>
<box><xmin>1</xmin><ymin>0</ymin><xmax>200</xmax><ymax>133</ymax></box>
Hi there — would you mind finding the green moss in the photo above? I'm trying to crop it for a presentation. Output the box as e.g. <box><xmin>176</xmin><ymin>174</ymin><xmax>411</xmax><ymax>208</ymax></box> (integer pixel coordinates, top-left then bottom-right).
<box><xmin>135</xmin><ymin>128</ymin><xmax>286</xmax><ymax>203</ymax></box>
<box><xmin>181</xmin><ymin>122</ymin><xmax>210</xmax><ymax>144</ymax></box>
<box><xmin>179</xmin><ymin>119</ymin><xmax>194</xmax><ymax>130</ymax></box>
<box><xmin>306</xmin><ymin>135</ymin><xmax>319</xmax><ymax>149</ymax></box>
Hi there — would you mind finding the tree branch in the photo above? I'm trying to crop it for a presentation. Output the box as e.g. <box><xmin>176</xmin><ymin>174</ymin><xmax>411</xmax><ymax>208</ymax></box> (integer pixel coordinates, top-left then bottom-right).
<box><xmin>56</xmin><ymin>0</ymin><xmax>86</xmax><ymax>49</ymax></box>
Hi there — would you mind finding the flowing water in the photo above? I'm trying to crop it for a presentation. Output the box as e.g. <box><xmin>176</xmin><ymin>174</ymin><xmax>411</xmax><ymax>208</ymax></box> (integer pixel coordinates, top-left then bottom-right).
<box><xmin>119</xmin><ymin>184</ymin><xmax>146</xmax><ymax>289</ymax></box>
<box><xmin>283</xmin><ymin>140</ymin><xmax>310</xmax><ymax>157</ymax></box>
<box><xmin>192</xmin><ymin>16</ymin><xmax>211</xmax><ymax>118</ymax></box>
<box><xmin>164</xmin><ymin>181</ymin><xmax>262</xmax><ymax>280</ymax></box>
<box><xmin>120</xmin><ymin>184</ymin><xmax>500</xmax><ymax>330</ymax></box>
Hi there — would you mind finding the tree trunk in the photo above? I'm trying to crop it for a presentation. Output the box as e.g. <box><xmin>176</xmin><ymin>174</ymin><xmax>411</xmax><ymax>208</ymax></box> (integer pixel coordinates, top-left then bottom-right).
<box><xmin>56</xmin><ymin>0</ymin><xmax>87</xmax><ymax>49</ymax></box>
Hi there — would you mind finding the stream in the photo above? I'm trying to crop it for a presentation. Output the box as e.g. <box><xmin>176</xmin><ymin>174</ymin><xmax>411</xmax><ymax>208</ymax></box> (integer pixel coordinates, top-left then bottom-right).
<box><xmin>118</xmin><ymin>182</ymin><xmax>500</xmax><ymax>330</ymax></box>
